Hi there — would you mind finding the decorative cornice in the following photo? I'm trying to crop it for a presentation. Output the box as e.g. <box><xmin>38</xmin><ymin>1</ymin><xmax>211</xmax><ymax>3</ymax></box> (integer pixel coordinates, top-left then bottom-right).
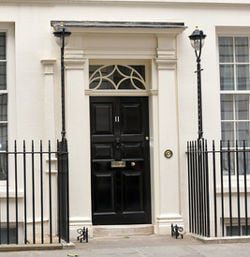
<box><xmin>1</xmin><ymin>0</ymin><xmax>250</xmax><ymax>5</ymax></box>
<box><xmin>51</xmin><ymin>21</ymin><xmax>186</xmax><ymax>35</ymax></box>
<box><xmin>155</xmin><ymin>58</ymin><xmax>177</xmax><ymax>70</ymax></box>
<box><xmin>65</xmin><ymin>49</ymin><xmax>85</xmax><ymax>59</ymax></box>
<box><xmin>41</xmin><ymin>59</ymin><xmax>56</xmax><ymax>75</ymax></box>
<box><xmin>64</xmin><ymin>49</ymin><xmax>86</xmax><ymax>70</ymax></box>
<box><xmin>65</xmin><ymin>58</ymin><xmax>86</xmax><ymax>70</ymax></box>
<box><xmin>51</xmin><ymin>20</ymin><xmax>185</xmax><ymax>29</ymax></box>
<box><xmin>156</xmin><ymin>36</ymin><xmax>177</xmax><ymax>67</ymax></box>
<box><xmin>157</xmin><ymin>48</ymin><xmax>176</xmax><ymax>60</ymax></box>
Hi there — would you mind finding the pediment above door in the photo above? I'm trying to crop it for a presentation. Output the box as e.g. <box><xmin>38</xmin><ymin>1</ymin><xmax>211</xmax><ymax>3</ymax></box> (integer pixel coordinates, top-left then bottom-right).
<box><xmin>51</xmin><ymin>20</ymin><xmax>186</xmax><ymax>34</ymax></box>
<box><xmin>51</xmin><ymin>20</ymin><xmax>186</xmax><ymax>60</ymax></box>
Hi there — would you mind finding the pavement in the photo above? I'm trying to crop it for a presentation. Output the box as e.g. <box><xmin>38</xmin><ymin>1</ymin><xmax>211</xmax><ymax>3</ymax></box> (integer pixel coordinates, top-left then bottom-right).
<box><xmin>1</xmin><ymin>235</ymin><xmax>250</xmax><ymax>257</ymax></box>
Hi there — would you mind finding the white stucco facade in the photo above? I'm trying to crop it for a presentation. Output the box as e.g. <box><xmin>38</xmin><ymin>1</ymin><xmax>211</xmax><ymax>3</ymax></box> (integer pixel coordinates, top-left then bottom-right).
<box><xmin>1</xmin><ymin>0</ymin><xmax>250</xmax><ymax>241</ymax></box>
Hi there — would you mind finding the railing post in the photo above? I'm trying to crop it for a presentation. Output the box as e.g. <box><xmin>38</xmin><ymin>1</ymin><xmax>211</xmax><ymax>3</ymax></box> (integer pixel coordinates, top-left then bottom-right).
<box><xmin>227</xmin><ymin>140</ymin><xmax>233</xmax><ymax>236</ymax></box>
<box><xmin>212</xmin><ymin>140</ymin><xmax>217</xmax><ymax>237</ymax></box>
<box><xmin>31</xmin><ymin>140</ymin><xmax>36</xmax><ymax>244</ymax></box>
<box><xmin>23</xmin><ymin>140</ymin><xmax>27</xmax><ymax>244</ymax></box>
<box><xmin>187</xmin><ymin>142</ymin><xmax>192</xmax><ymax>233</ymax></box>
<box><xmin>204</xmin><ymin>140</ymin><xmax>210</xmax><ymax>237</ymax></box>
<box><xmin>57</xmin><ymin>138</ymin><xmax>69</xmax><ymax>243</ymax></box>
<box><xmin>14</xmin><ymin>140</ymin><xmax>18</xmax><ymax>244</ymax></box>
<box><xmin>6</xmin><ymin>140</ymin><xmax>9</xmax><ymax>244</ymax></box>
<box><xmin>243</xmin><ymin>140</ymin><xmax>248</xmax><ymax>235</ymax></box>
<box><xmin>236</xmin><ymin>140</ymin><xmax>241</xmax><ymax>236</ymax></box>
<box><xmin>40</xmin><ymin>140</ymin><xmax>44</xmax><ymax>244</ymax></box>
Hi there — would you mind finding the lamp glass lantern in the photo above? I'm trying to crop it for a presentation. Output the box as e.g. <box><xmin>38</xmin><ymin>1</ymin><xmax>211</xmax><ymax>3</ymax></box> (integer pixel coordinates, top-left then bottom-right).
<box><xmin>53</xmin><ymin>25</ymin><xmax>71</xmax><ymax>47</ymax></box>
<box><xmin>189</xmin><ymin>29</ymin><xmax>206</xmax><ymax>58</ymax></box>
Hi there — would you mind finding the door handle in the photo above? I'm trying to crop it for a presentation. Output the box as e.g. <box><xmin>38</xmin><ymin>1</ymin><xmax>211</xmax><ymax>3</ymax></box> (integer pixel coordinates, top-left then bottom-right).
<box><xmin>131</xmin><ymin>162</ymin><xmax>136</xmax><ymax>167</ymax></box>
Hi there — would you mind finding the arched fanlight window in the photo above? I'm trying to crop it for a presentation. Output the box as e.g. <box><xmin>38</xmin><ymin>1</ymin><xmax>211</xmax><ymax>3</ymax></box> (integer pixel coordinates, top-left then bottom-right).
<box><xmin>89</xmin><ymin>65</ymin><xmax>146</xmax><ymax>90</ymax></box>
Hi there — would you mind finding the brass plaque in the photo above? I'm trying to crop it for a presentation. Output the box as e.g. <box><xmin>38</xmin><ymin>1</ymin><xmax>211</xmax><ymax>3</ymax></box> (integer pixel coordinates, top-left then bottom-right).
<box><xmin>111</xmin><ymin>160</ymin><xmax>126</xmax><ymax>168</ymax></box>
<box><xmin>164</xmin><ymin>149</ymin><xmax>173</xmax><ymax>159</ymax></box>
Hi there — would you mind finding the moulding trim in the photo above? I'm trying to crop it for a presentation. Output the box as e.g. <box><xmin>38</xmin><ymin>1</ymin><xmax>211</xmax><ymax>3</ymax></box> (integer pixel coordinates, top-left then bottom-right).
<box><xmin>157</xmin><ymin>48</ymin><xmax>176</xmax><ymax>60</ymax></box>
<box><xmin>83</xmin><ymin>49</ymin><xmax>156</xmax><ymax>59</ymax></box>
<box><xmin>69</xmin><ymin>217</ymin><xmax>92</xmax><ymax>225</ymax></box>
<box><xmin>1</xmin><ymin>0</ymin><xmax>250</xmax><ymax>5</ymax></box>
<box><xmin>65</xmin><ymin>58</ymin><xmax>86</xmax><ymax>70</ymax></box>
<box><xmin>155</xmin><ymin>58</ymin><xmax>177</xmax><ymax>70</ymax></box>
<box><xmin>41</xmin><ymin>59</ymin><xmax>56</xmax><ymax>75</ymax></box>
<box><xmin>84</xmin><ymin>89</ymin><xmax>158</xmax><ymax>96</ymax></box>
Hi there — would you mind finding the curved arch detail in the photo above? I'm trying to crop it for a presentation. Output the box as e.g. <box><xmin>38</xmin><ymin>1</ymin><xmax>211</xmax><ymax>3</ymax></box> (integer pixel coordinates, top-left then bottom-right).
<box><xmin>89</xmin><ymin>65</ymin><xmax>146</xmax><ymax>90</ymax></box>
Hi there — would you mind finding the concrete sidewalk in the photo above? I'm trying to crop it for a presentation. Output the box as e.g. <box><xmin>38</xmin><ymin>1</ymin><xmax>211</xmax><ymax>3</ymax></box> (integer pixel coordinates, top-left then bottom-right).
<box><xmin>1</xmin><ymin>235</ymin><xmax>250</xmax><ymax>257</ymax></box>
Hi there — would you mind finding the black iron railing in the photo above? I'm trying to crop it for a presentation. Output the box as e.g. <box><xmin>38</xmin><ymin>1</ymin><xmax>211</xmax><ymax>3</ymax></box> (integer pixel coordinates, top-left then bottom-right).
<box><xmin>187</xmin><ymin>139</ymin><xmax>250</xmax><ymax>238</ymax></box>
<box><xmin>0</xmin><ymin>139</ymin><xmax>69</xmax><ymax>245</ymax></box>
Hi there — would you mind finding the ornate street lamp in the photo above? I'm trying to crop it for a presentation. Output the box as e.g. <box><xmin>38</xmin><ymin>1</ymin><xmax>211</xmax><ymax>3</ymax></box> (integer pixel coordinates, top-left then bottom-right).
<box><xmin>189</xmin><ymin>28</ymin><xmax>206</xmax><ymax>140</ymax></box>
<box><xmin>53</xmin><ymin>24</ymin><xmax>71</xmax><ymax>140</ymax></box>
<box><xmin>53</xmin><ymin>23</ymin><xmax>71</xmax><ymax>243</ymax></box>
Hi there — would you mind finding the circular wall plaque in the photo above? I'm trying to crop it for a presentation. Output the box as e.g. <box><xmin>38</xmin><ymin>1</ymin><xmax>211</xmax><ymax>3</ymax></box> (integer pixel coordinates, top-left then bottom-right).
<box><xmin>164</xmin><ymin>149</ymin><xmax>173</xmax><ymax>159</ymax></box>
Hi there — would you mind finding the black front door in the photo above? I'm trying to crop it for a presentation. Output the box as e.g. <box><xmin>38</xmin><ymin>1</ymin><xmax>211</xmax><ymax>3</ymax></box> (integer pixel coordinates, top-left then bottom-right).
<box><xmin>90</xmin><ymin>97</ymin><xmax>151</xmax><ymax>225</ymax></box>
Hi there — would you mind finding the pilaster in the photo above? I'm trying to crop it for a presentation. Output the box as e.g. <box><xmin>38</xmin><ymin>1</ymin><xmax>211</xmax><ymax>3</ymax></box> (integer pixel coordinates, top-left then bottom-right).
<box><xmin>41</xmin><ymin>59</ymin><xmax>56</xmax><ymax>143</ymax></box>
<box><xmin>64</xmin><ymin>50</ymin><xmax>92</xmax><ymax>238</ymax></box>
<box><xmin>155</xmin><ymin>35</ymin><xmax>183</xmax><ymax>234</ymax></box>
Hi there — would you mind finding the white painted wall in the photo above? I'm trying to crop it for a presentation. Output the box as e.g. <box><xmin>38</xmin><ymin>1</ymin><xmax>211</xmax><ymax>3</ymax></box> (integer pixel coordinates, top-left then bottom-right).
<box><xmin>0</xmin><ymin>1</ymin><xmax>249</xmax><ymax>240</ymax></box>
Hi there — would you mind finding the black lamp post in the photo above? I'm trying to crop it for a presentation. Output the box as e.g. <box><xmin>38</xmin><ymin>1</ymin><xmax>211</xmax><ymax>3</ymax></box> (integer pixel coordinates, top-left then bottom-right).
<box><xmin>53</xmin><ymin>24</ymin><xmax>71</xmax><ymax>244</ymax></box>
<box><xmin>189</xmin><ymin>28</ymin><xmax>206</xmax><ymax>140</ymax></box>
<box><xmin>53</xmin><ymin>24</ymin><xmax>71</xmax><ymax>140</ymax></box>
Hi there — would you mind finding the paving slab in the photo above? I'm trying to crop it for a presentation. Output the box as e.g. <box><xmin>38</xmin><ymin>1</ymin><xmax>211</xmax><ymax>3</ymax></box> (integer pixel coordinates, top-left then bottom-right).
<box><xmin>0</xmin><ymin>235</ymin><xmax>250</xmax><ymax>257</ymax></box>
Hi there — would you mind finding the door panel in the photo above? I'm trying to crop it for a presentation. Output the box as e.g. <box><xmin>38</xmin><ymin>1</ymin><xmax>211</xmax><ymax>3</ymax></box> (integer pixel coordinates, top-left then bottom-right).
<box><xmin>90</xmin><ymin>97</ymin><xmax>151</xmax><ymax>225</ymax></box>
<box><xmin>121</xmin><ymin>143</ymin><xmax>144</xmax><ymax>159</ymax></box>
<box><xmin>92</xmin><ymin>143</ymin><xmax>114</xmax><ymax>159</ymax></box>
<box><xmin>122</xmin><ymin>171</ymin><xmax>143</xmax><ymax>211</ymax></box>
<box><xmin>120</xmin><ymin>103</ymin><xmax>142</xmax><ymax>134</ymax></box>
<box><xmin>92</xmin><ymin>103</ymin><xmax>115</xmax><ymax>135</ymax></box>
<box><xmin>93</xmin><ymin>172</ymin><xmax>115</xmax><ymax>212</ymax></box>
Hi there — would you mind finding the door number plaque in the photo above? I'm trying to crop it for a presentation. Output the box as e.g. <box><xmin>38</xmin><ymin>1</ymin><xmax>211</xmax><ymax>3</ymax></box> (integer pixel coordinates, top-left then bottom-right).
<box><xmin>111</xmin><ymin>160</ymin><xmax>126</xmax><ymax>168</ymax></box>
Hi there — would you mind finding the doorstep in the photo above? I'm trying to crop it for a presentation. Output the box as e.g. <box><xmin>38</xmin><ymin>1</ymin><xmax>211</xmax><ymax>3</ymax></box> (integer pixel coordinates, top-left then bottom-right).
<box><xmin>93</xmin><ymin>224</ymin><xmax>154</xmax><ymax>238</ymax></box>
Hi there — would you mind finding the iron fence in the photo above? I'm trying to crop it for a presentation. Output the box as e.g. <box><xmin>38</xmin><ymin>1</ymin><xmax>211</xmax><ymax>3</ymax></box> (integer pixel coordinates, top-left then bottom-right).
<box><xmin>187</xmin><ymin>139</ymin><xmax>250</xmax><ymax>238</ymax></box>
<box><xmin>0</xmin><ymin>139</ymin><xmax>69</xmax><ymax>245</ymax></box>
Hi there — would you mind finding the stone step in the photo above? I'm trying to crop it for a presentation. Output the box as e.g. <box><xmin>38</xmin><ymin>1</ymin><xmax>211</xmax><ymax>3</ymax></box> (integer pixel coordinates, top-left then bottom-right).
<box><xmin>93</xmin><ymin>224</ymin><xmax>154</xmax><ymax>238</ymax></box>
